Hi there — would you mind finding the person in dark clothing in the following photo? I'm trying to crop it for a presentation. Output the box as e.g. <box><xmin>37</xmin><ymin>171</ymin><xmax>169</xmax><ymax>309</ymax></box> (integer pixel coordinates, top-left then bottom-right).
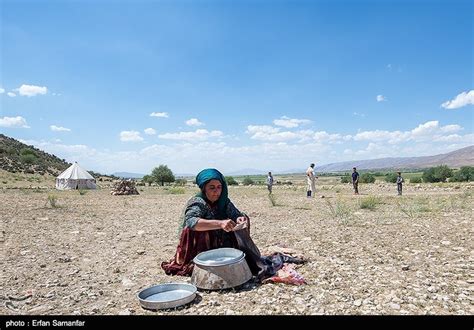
<box><xmin>161</xmin><ymin>168</ymin><xmax>303</xmax><ymax>282</ymax></box>
<box><xmin>396</xmin><ymin>171</ymin><xmax>404</xmax><ymax>196</ymax></box>
<box><xmin>352</xmin><ymin>167</ymin><xmax>359</xmax><ymax>195</ymax></box>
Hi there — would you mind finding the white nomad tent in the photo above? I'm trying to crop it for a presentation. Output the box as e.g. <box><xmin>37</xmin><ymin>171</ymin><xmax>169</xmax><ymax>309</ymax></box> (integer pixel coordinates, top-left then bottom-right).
<box><xmin>55</xmin><ymin>162</ymin><xmax>97</xmax><ymax>190</ymax></box>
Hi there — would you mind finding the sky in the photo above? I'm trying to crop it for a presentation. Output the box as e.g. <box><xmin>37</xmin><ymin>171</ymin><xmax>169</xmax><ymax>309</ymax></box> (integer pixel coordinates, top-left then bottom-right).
<box><xmin>1</xmin><ymin>0</ymin><xmax>473</xmax><ymax>175</ymax></box>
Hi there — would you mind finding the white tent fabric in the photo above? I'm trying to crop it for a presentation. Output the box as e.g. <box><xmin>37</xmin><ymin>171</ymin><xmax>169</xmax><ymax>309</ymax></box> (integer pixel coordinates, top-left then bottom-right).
<box><xmin>55</xmin><ymin>162</ymin><xmax>97</xmax><ymax>190</ymax></box>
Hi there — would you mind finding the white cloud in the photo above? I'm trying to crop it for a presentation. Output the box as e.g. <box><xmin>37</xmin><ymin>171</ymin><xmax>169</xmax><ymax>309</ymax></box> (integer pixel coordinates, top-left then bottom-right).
<box><xmin>411</xmin><ymin>120</ymin><xmax>439</xmax><ymax>137</ymax></box>
<box><xmin>7</xmin><ymin>92</ymin><xmax>16</xmax><ymax>97</ymax></box>
<box><xmin>376</xmin><ymin>95</ymin><xmax>386</xmax><ymax>102</ymax></box>
<box><xmin>247</xmin><ymin>125</ymin><xmax>345</xmax><ymax>143</ymax></box>
<box><xmin>0</xmin><ymin>87</ymin><xmax>5</xmax><ymax>94</ymax></box>
<box><xmin>15</xmin><ymin>84</ymin><xmax>48</xmax><ymax>97</ymax></box>
<box><xmin>158</xmin><ymin>129</ymin><xmax>223</xmax><ymax>141</ymax></box>
<box><xmin>353</xmin><ymin>112</ymin><xmax>365</xmax><ymax>117</ymax></box>
<box><xmin>186</xmin><ymin>118</ymin><xmax>204</xmax><ymax>127</ymax></box>
<box><xmin>440</xmin><ymin>124</ymin><xmax>462</xmax><ymax>133</ymax></box>
<box><xmin>150</xmin><ymin>112</ymin><xmax>169</xmax><ymax>118</ymax></box>
<box><xmin>50</xmin><ymin>125</ymin><xmax>71</xmax><ymax>132</ymax></box>
<box><xmin>0</xmin><ymin>116</ymin><xmax>30</xmax><ymax>128</ymax></box>
<box><xmin>144</xmin><ymin>128</ymin><xmax>156</xmax><ymax>135</ymax></box>
<box><xmin>273</xmin><ymin>116</ymin><xmax>311</xmax><ymax>128</ymax></box>
<box><xmin>441</xmin><ymin>90</ymin><xmax>474</xmax><ymax>109</ymax></box>
<box><xmin>120</xmin><ymin>130</ymin><xmax>144</xmax><ymax>142</ymax></box>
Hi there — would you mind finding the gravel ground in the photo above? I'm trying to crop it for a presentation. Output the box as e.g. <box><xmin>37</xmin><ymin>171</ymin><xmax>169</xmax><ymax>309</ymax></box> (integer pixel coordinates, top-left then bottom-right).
<box><xmin>1</xmin><ymin>180</ymin><xmax>473</xmax><ymax>315</ymax></box>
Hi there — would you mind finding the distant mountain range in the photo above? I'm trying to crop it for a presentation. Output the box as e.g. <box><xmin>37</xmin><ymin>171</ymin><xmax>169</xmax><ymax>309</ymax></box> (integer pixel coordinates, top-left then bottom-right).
<box><xmin>313</xmin><ymin>145</ymin><xmax>474</xmax><ymax>173</ymax></box>
<box><xmin>112</xmin><ymin>172</ymin><xmax>146</xmax><ymax>179</ymax></box>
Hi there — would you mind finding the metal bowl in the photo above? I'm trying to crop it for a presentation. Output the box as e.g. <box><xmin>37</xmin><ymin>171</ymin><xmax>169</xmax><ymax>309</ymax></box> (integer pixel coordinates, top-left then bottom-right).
<box><xmin>194</xmin><ymin>248</ymin><xmax>245</xmax><ymax>267</ymax></box>
<box><xmin>137</xmin><ymin>283</ymin><xmax>197</xmax><ymax>310</ymax></box>
<box><xmin>192</xmin><ymin>248</ymin><xmax>252</xmax><ymax>290</ymax></box>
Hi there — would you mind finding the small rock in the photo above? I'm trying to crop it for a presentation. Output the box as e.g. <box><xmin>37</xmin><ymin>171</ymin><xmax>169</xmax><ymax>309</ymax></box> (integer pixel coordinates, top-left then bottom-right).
<box><xmin>402</xmin><ymin>265</ymin><xmax>410</xmax><ymax>271</ymax></box>
<box><xmin>353</xmin><ymin>299</ymin><xmax>362</xmax><ymax>307</ymax></box>
<box><xmin>389</xmin><ymin>303</ymin><xmax>401</xmax><ymax>310</ymax></box>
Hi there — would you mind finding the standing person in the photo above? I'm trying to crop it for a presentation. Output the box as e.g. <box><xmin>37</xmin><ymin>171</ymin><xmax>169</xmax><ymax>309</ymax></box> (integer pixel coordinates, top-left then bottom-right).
<box><xmin>266</xmin><ymin>171</ymin><xmax>274</xmax><ymax>194</ymax></box>
<box><xmin>352</xmin><ymin>167</ymin><xmax>359</xmax><ymax>195</ymax></box>
<box><xmin>306</xmin><ymin>163</ymin><xmax>316</xmax><ymax>198</ymax></box>
<box><xmin>396</xmin><ymin>171</ymin><xmax>404</xmax><ymax>196</ymax></box>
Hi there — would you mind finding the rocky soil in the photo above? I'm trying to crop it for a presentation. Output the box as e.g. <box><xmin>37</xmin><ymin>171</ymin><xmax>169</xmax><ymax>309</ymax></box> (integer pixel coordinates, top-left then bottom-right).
<box><xmin>1</xmin><ymin>180</ymin><xmax>473</xmax><ymax>315</ymax></box>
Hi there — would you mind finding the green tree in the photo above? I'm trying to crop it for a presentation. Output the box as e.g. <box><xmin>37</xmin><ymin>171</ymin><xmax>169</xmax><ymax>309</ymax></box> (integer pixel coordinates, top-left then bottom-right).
<box><xmin>410</xmin><ymin>176</ymin><xmax>422</xmax><ymax>183</ymax></box>
<box><xmin>385</xmin><ymin>173</ymin><xmax>398</xmax><ymax>183</ymax></box>
<box><xmin>422</xmin><ymin>165</ymin><xmax>453</xmax><ymax>183</ymax></box>
<box><xmin>340</xmin><ymin>176</ymin><xmax>351</xmax><ymax>183</ymax></box>
<box><xmin>151</xmin><ymin>165</ymin><xmax>175</xmax><ymax>186</ymax></box>
<box><xmin>20</xmin><ymin>153</ymin><xmax>37</xmax><ymax>164</ymax></box>
<box><xmin>360</xmin><ymin>173</ymin><xmax>376</xmax><ymax>183</ymax></box>
<box><xmin>142</xmin><ymin>175</ymin><xmax>154</xmax><ymax>186</ymax></box>
<box><xmin>20</xmin><ymin>148</ymin><xmax>37</xmax><ymax>157</ymax></box>
<box><xmin>225</xmin><ymin>176</ymin><xmax>238</xmax><ymax>185</ymax></box>
<box><xmin>451</xmin><ymin>166</ymin><xmax>474</xmax><ymax>182</ymax></box>
<box><xmin>242</xmin><ymin>177</ymin><xmax>254</xmax><ymax>186</ymax></box>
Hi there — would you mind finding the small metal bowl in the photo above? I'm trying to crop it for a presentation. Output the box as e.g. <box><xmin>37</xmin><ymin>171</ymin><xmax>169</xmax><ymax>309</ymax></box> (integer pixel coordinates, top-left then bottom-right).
<box><xmin>137</xmin><ymin>283</ymin><xmax>197</xmax><ymax>310</ymax></box>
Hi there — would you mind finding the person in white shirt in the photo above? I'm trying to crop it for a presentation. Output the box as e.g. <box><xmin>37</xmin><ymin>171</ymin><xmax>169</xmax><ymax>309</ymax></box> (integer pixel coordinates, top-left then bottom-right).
<box><xmin>306</xmin><ymin>163</ymin><xmax>317</xmax><ymax>198</ymax></box>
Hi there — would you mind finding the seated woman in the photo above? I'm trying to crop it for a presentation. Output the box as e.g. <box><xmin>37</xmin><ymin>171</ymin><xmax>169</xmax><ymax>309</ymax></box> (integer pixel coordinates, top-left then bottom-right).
<box><xmin>161</xmin><ymin>168</ymin><xmax>303</xmax><ymax>282</ymax></box>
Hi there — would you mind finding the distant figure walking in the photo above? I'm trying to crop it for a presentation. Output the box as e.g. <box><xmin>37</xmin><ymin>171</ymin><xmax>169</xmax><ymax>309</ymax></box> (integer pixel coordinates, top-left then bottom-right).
<box><xmin>266</xmin><ymin>172</ymin><xmax>274</xmax><ymax>194</ymax></box>
<box><xmin>352</xmin><ymin>167</ymin><xmax>359</xmax><ymax>195</ymax></box>
<box><xmin>396</xmin><ymin>171</ymin><xmax>404</xmax><ymax>196</ymax></box>
<box><xmin>306</xmin><ymin>163</ymin><xmax>317</xmax><ymax>198</ymax></box>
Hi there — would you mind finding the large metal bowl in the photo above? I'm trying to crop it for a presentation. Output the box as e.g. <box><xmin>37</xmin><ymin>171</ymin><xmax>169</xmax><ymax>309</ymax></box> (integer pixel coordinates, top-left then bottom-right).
<box><xmin>194</xmin><ymin>247</ymin><xmax>245</xmax><ymax>267</ymax></box>
<box><xmin>192</xmin><ymin>248</ymin><xmax>252</xmax><ymax>290</ymax></box>
<box><xmin>137</xmin><ymin>283</ymin><xmax>197</xmax><ymax>310</ymax></box>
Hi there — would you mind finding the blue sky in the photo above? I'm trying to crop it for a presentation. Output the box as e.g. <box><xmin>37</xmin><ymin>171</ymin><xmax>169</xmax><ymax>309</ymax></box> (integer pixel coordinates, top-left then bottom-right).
<box><xmin>1</xmin><ymin>0</ymin><xmax>473</xmax><ymax>175</ymax></box>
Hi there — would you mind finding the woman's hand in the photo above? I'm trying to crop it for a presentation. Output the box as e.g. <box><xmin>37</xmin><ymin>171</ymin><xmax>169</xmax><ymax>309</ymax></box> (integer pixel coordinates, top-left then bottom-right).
<box><xmin>220</xmin><ymin>219</ymin><xmax>236</xmax><ymax>232</ymax></box>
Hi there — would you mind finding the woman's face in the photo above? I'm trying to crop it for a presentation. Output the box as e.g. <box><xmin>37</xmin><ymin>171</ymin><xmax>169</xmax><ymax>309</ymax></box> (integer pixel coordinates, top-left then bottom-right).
<box><xmin>204</xmin><ymin>179</ymin><xmax>222</xmax><ymax>203</ymax></box>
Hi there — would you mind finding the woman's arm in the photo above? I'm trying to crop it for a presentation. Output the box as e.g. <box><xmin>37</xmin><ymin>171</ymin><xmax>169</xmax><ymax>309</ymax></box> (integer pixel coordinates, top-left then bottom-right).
<box><xmin>193</xmin><ymin>218</ymin><xmax>236</xmax><ymax>232</ymax></box>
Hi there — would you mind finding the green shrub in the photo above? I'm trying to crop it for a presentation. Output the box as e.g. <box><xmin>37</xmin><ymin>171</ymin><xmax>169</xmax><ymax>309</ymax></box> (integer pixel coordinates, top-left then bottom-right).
<box><xmin>242</xmin><ymin>177</ymin><xmax>254</xmax><ymax>186</ymax></box>
<box><xmin>360</xmin><ymin>173</ymin><xmax>376</xmax><ymax>183</ymax></box>
<box><xmin>422</xmin><ymin>165</ymin><xmax>453</xmax><ymax>183</ymax></box>
<box><xmin>225</xmin><ymin>176</ymin><xmax>238</xmax><ymax>185</ymax></box>
<box><xmin>410</xmin><ymin>176</ymin><xmax>422</xmax><ymax>183</ymax></box>
<box><xmin>451</xmin><ymin>166</ymin><xmax>474</xmax><ymax>182</ymax></box>
<box><xmin>47</xmin><ymin>194</ymin><xmax>58</xmax><ymax>208</ymax></box>
<box><xmin>20</xmin><ymin>148</ymin><xmax>37</xmax><ymax>157</ymax></box>
<box><xmin>78</xmin><ymin>189</ymin><xmax>87</xmax><ymax>195</ymax></box>
<box><xmin>384</xmin><ymin>173</ymin><xmax>398</xmax><ymax>183</ymax></box>
<box><xmin>359</xmin><ymin>196</ymin><xmax>381</xmax><ymax>210</ymax></box>
<box><xmin>340</xmin><ymin>176</ymin><xmax>350</xmax><ymax>183</ymax></box>
<box><xmin>20</xmin><ymin>154</ymin><xmax>37</xmax><ymax>164</ymax></box>
<box><xmin>174</xmin><ymin>178</ymin><xmax>187</xmax><ymax>186</ymax></box>
<box><xmin>168</xmin><ymin>187</ymin><xmax>185</xmax><ymax>194</ymax></box>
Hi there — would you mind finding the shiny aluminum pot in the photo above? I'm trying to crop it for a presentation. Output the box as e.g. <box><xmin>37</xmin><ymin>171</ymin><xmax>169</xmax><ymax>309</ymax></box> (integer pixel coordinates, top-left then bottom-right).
<box><xmin>191</xmin><ymin>248</ymin><xmax>252</xmax><ymax>290</ymax></box>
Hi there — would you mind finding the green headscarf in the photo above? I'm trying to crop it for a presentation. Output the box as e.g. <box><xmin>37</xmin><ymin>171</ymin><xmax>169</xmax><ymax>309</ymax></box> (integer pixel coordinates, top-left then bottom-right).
<box><xmin>195</xmin><ymin>168</ymin><xmax>228</xmax><ymax>218</ymax></box>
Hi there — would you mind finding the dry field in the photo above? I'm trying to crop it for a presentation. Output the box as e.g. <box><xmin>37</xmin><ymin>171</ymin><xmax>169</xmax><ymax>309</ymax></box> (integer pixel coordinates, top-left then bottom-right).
<box><xmin>1</xmin><ymin>174</ymin><xmax>473</xmax><ymax>315</ymax></box>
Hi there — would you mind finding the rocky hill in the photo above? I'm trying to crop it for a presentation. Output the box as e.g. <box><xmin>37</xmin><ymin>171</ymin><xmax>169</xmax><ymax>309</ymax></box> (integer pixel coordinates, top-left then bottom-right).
<box><xmin>0</xmin><ymin>134</ymin><xmax>71</xmax><ymax>176</ymax></box>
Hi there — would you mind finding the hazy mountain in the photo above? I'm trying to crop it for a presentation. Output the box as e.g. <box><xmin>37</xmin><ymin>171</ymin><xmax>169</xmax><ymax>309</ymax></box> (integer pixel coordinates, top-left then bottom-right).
<box><xmin>225</xmin><ymin>168</ymin><xmax>269</xmax><ymax>176</ymax></box>
<box><xmin>314</xmin><ymin>145</ymin><xmax>474</xmax><ymax>173</ymax></box>
<box><xmin>112</xmin><ymin>172</ymin><xmax>145</xmax><ymax>179</ymax></box>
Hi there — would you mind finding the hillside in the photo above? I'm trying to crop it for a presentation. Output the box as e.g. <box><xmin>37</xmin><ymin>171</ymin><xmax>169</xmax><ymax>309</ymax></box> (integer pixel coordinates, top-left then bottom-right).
<box><xmin>0</xmin><ymin>134</ymin><xmax>71</xmax><ymax>176</ymax></box>
<box><xmin>314</xmin><ymin>145</ymin><xmax>474</xmax><ymax>173</ymax></box>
